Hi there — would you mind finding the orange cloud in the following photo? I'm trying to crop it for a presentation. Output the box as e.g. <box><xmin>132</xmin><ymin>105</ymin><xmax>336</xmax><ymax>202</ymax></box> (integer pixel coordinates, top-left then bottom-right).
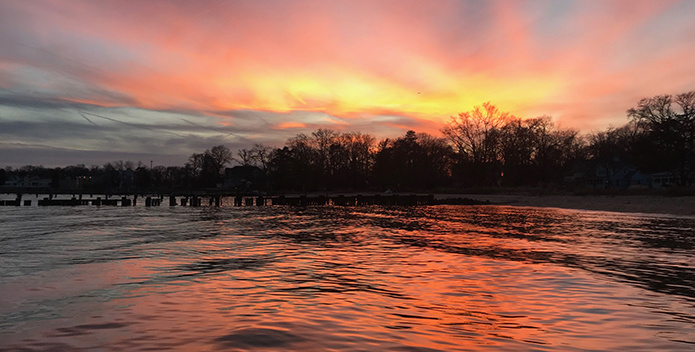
<box><xmin>276</xmin><ymin>121</ymin><xmax>306</xmax><ymax>129</ymax></box>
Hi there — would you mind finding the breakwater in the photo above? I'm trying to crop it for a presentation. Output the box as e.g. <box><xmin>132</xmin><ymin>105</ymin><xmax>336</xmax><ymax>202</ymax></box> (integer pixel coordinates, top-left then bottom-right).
<box><xmin>0</xmin><ymin>193</ymin><xmax>489</xmax><ymax>207</ymax></box>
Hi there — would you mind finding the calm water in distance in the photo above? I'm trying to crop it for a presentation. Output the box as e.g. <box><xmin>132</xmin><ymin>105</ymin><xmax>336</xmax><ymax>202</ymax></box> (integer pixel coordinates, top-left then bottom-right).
<box><xmin>1</xmin><ymin>201</ymin><xmax>694</xmax><ymax>351</ymax></box>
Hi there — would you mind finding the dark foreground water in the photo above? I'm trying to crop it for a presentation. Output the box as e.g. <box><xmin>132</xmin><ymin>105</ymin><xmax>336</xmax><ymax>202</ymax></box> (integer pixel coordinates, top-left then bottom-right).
<box><xmin>1</xmin><ymin>204</ymin><xmax>694</xmax><ymax>351</ymax></box>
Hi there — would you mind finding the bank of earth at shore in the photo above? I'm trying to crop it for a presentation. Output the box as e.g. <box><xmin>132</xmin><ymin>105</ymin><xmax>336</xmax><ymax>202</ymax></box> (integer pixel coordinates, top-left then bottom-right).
<box><xmin>446</xmin><ymin>194</ymin><xmax>695</xmax><ymax>216</ymax></box>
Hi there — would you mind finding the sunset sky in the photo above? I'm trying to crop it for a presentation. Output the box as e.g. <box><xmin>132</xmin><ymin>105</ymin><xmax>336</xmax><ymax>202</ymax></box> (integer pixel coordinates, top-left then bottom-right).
<box><xmin>1</xmin><ymin>0</ymin><xmax>694</xmax><ymax>166</ymax></box>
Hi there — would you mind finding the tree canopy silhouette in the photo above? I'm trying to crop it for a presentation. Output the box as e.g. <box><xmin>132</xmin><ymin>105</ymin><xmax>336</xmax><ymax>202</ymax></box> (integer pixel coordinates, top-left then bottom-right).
<box><xmin>628</xmin><ymin>91</ymin><xmax>695</xmax><ymax>186</ymax></box>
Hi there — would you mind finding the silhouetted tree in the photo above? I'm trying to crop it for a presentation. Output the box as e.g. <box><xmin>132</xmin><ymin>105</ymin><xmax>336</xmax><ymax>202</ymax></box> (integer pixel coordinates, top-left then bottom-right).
<box><xmin>529</xmin><ymin>116</ymin><xmax>583</xmax><ymax>186</ymax></box>
<box><xmin>235</xmin><ymin>149</ymin><xmax>254</xmax><ymax>166</ymax></box>
<box><xmin>373</xmin><ymin>131</ymin><xmax>451</xmax><ymax>190</ymax></box>
<box><xmin>183</xmin><ymin>145</ymin><xmax>233</xmax><ymax>188</ymax></box>
<box><xmin>628</xmin><ymin>91</ymin><xmax>695</xmax><ymax>186</ymax></box>
<box><xmin>250</xmin><ymin>144</ymin><xmax>273</xmax><ymax>171</ymax></box>
<box><xmin>444</xmin><ymin>102</ymin><xmax>513</xmax><ymax>186</ymax></box>
<box><xmin>443</xmin><ymin>102</ymin><xmax>513</xmax><ymax>164</ymax></box>
<box><xmin>209</xmin><ymin>145</ymin><xmax>233</xmax><ymax>175</ymax></box>
<box><xmin>134</xmin><ymin>166</ymin><xmax>151</xmax><ymax>189</ymax></box>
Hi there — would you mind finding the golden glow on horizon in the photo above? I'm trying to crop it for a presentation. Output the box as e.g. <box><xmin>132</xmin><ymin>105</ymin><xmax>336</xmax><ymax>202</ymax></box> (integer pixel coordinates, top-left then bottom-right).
<box><xmin>131</xmin><ymin>65</ymin><xmax>561</xmax><ymax>124</ymax></box>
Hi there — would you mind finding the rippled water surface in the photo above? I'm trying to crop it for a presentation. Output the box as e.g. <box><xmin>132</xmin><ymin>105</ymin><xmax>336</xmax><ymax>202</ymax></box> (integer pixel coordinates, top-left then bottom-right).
<box><xmin>1</xmin><ymin>204</ymin><xmax>695</xmax><ymax>351</ymax></box>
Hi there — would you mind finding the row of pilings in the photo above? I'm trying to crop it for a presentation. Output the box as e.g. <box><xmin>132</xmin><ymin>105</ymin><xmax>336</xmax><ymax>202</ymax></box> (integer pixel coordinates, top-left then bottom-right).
<box><xmin>1</xmin><ymin>193</ymin><xmax>446</xmax><ymax>207</ymax></box>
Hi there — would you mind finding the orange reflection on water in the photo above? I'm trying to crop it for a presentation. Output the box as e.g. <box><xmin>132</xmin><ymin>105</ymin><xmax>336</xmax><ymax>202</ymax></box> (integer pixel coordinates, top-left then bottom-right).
<box><xmin>1</xmin><ymin>206</ymin><xmax>694</xmax><ymax>351</ymax></box>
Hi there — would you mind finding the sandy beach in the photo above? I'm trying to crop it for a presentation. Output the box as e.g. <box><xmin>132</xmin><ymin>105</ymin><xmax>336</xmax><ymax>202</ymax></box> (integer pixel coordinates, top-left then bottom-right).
<box><xmin>441</xmin><ymin>194</ymin><xmax>695</xmax><ymax>216</ymax></box>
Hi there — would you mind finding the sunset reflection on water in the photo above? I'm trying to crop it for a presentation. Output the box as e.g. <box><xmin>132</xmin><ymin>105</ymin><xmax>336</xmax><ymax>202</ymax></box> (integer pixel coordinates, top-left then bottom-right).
<box><xmin>1</xmin><ymin>205</ymin><xmax>694</xmax><ymax>351</ymax></box>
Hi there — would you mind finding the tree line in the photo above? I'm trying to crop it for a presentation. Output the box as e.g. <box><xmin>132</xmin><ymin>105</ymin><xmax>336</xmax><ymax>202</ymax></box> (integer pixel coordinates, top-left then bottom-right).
<box><xmin>2</xmin><ymin>91</ymin><xmax>693</xmax><ymax>193</ymax></box>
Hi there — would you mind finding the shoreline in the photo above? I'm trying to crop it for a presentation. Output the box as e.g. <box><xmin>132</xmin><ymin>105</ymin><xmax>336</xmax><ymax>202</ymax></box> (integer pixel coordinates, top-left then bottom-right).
<box><xmin>438</xmin><ymin>194</ymin><xmax>695</xmax><ymax>216</ymax></box>
<box><xmin>2</xmin><ymin>192</ymin><xmax>693</xmax><ymax>216</ymax></box>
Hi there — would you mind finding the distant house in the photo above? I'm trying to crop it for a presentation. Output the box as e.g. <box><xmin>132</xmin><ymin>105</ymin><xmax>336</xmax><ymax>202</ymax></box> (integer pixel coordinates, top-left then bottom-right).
<box><xmin>566</xmin><ymin>163</ymin><xmax>657</xmax><ymax>189</ymax></box>
<box><xmin>2</xmin><ymin>176</ymin><xmax>54</xmax><ymax>188</ymax></box>
<box><xmin>224</xmin><ymin>166</ymin><xmax>264</xmax><ymax>191</ymax></box>
<box><xmin>614</xmin><ymin>167</ymin><xmax>654</xmax><ymax>188</ymax></box>
<box><xmin>75</xmin><ymin>176</ymin><xmax>92</xmax><ymax>189</ymax></box>
<box><xmin>648</xmin><ymin>171</ymin><xmax>679</xmax><ymax>188</ymax></box>
<box><xmin>24</xmin><ymin>176</ymin><xmax>52</xmax><ymax>188</ymax></box>
<box><xmin>564</xmin><ymin>163</ymin><xmax>613</xmax><ymax>188</ymax></box>
<box><xmin>3</xmin><ymin>176</ymin><xmax>23</xmax><ymax>188</ymax></box>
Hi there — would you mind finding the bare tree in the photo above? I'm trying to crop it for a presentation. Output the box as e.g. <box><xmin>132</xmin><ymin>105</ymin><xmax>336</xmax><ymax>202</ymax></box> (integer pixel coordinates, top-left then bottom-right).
<box><xmin>235</xmin><ymin>148</ymin><xmax>254</xmax><ymax>166</ymax></box>
<box><xmin>628</xmin><ymin>91</ymin><xmax>695</xmax><ymax>186</ymax></box>
<box><xmin>443</xmin><ymin>102</ymin><xmax>514</xmax><ymax>163</ymax></box>
<box><xmin>209</xmin><ymin>145</ymin><xmax>233</xmax><ymax>173</ymax></box>
<box><xmin>250</xmin><ymin>144</ymin><xmax>273</xmax><ymax>171</ymax></box>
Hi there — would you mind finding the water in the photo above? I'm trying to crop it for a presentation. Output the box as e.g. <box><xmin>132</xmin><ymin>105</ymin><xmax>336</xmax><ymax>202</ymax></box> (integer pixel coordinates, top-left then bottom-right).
<box><xmin>1</xmin><ymin>204</ymin><xmax>694</xmax><ymax>351</ymax></box>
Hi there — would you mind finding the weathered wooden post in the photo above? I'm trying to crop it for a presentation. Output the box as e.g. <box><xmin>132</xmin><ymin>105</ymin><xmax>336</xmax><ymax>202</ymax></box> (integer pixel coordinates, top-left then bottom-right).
<box><xmin>391</xmin><ymin>194</ymin><xmax>399</xmax><ymax>205</ymax></box>
<box><xmin>215</xmin><ymin>195</ymin><xmax>221</xmax><ymax>207</ymax></box>
<box><xmin>335</xmin><ymin>195</ymin><xmax>345</xmax><ymax>206</ymax></box>
<box><xmin>15</xmin><ymin>193</ymin><xmax>22</xmax><ymax>206</ymax></box>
